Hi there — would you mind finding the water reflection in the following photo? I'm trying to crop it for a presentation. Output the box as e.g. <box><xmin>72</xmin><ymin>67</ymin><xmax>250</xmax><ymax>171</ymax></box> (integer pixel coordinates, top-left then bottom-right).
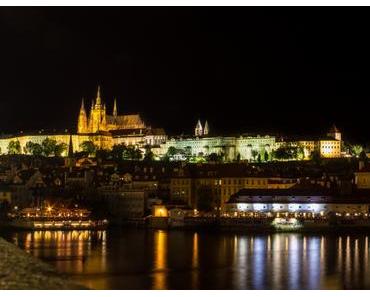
<box><xmin>153</xmin><ymin>230</ymin><xmax>167</xmax><ymax>289</ymax></box>
<box><xmin>4</xmin><ymin>229</ymin><xmax>370</xmax><ymax>289</ymax></box>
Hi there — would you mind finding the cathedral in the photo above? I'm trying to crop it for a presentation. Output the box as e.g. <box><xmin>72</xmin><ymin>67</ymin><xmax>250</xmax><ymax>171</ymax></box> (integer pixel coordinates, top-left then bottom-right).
<box><xmin>77</xmin><ymin>86</ymin><xmax>146</xmax><ymax>134</ymax></box>
<box><xmin>0</xmin><ymin>86</ymin><xmax>342</xmax><ymax>160</ymax></box>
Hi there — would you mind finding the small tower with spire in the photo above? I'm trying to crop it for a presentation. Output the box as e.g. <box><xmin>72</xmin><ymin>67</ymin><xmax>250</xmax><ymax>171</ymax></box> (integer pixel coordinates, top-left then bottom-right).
<box><xmin>65</xmin><ymin>135</ymin><xmax>76</xmax><ymax>172</ymax></box>
<box><xmin>89</xmin><ymin>85</ymin><xmax>107</xmax><ymax>132</ymax></box>
<box><xmin>195</xmin><ymin>119</ymin><xmax>203</xmax><ymax>136</ymax></box>
<box><xmin>327</xmin><ymin>124</ymin><xmax>341</xmax><ymax>141</ymax></box>
<box><xmin>77</xmin><ymin>98</ymin><xmax>88</xmax><ymax>133</ymax></box>
<box><xmin>96</xmin><ymin>85</ymin><xmax>102</xmax><ymax>106</ymax></box>
<box><xmin>203</xmin><ymin>120</ymin><xmax>209</xmax><ymax>136</ymax></box>
<box><xmin>113</xmin><ymin>98</ymin><xmax>118</xmax><ymax>118</ymax></box>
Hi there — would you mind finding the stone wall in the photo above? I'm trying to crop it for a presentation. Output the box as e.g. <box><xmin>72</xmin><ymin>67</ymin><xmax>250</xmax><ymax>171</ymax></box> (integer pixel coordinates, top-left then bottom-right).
<box><xmin>0</xmin><ymin>237</ymin><xmax>83</xmax><ymax>289</ymax></box>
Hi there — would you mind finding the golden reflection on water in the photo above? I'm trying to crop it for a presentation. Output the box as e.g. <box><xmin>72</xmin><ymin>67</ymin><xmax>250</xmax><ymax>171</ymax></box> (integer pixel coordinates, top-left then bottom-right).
<box><xmin>12</xmin><ymin>230</ymin><xmax>370</xmax><ymax>289</ymax></box>
<box><xmin>191</xmin><ymin>232</ymin><xmax>199</xmax><ymax>288</ymax></box>
<box><xmin>22</xmin><ymin>230</ymin><xmax>106</xmax><ymax>277</ymax></box>
<box><xmin>152</xmin><ymin>230</ymin><xmax>167</xmax><ymax>289</ymax></box>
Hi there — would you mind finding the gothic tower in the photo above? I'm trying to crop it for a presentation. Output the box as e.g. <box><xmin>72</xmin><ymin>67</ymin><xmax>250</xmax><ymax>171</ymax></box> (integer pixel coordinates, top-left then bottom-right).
<box><xmin>327</xmin><ymin>124</ymin><xmax>341</xmax><ymax>141</ymax></box>
<box><xmin>113</xmin><ymin>97</ymin><xmax>118</xmax><ymax>118</ymax></box>
<box><xmin>195</xmin><ymin>119</ymin><xmax>203</xmax><ymax>136</ymax></box>
<box><xmin>77</xmin><ymin>98</ymin><xmax>88</xmax><ymax>133</ymax></box>
<box><xmin>88</xmin><ymin>99</ymin><xmax>94</xmax><ymax>132</ymax></box>
<box><xmin>89</xmin><ymin>86</ymin><xmax>107</xmax><ymax>133</ymax></box>
<box><xmin>203</xmin><ymin>120</ymin><xmax>209</xmax><ymax>136</ymax></box>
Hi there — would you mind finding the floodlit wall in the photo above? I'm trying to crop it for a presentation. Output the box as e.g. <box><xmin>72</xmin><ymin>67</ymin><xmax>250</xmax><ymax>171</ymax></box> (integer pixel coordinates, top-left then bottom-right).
<box><xmin>225</xmin><ymin>202</ymin><xmax>368</xmax><ymax>214</ymax></box>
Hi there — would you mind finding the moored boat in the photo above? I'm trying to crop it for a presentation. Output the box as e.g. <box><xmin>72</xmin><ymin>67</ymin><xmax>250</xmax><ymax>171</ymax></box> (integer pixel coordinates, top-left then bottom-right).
<box><xmin>6</xmin><ymin>206</ymin><xmax>108</xmax><ymax>230</ymax></box>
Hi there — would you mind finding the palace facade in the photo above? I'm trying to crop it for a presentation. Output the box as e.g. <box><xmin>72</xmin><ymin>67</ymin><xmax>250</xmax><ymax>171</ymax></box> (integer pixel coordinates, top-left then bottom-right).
<box><xmin>0</xmin><ymin>87</ymin><xmax>343</xmax><ymax>160</ymax></box>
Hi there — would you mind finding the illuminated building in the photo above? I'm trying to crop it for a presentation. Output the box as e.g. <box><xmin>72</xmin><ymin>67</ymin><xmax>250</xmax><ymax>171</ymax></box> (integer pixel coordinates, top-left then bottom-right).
<box><xmin>224</xmin><ymin>187</ymin><xmax>370</xmax><ymax>215</ymax></box>
<box><xmin>0</xmin><ymin>88</ymin><xmax>343</xmax><ymax>160</ymax></box>
<box><xmin>155</xmin><ymin>124</ymin><xmax>276</xmax><ymax>162</ymax></box>
<box><xmin>0</xmin><ymin>86</ymin><xmax>167</xmax><ymax>154</ymax></box>
<box><xmin>355</xmin><ymin>171</ymin><xmax>370</xmax><ymax>189</ymax></box>
<box><xmin>275</xmin><ymin>125</ymin><xmax>342</xmax><ymax>160</ymax></box>
<box><xmin>355</xmin><ymin>163</ymin><xmax>370</xmax><ymax>189</ymax></box>
<box><xmin>170</xmin><ymin>164</ymin><xmax>298</xmax><ymax>207</ymax></box>
<box><xmin>152</xmin><ymin>205</ymin><xmax>169</xmax><ymax>217</ymax></box>
<box><xmin>77</xmin><ymin>86</ymin><xmax>146</xmax><ymax>133</ymax></box>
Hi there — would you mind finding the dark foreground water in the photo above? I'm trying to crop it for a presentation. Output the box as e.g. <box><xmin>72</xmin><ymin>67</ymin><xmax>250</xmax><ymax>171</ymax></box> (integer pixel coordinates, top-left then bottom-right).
<box><xmin>2</xmin><ymin>228</ymin><xmax>370</xmax><ymax>289</ymax></box>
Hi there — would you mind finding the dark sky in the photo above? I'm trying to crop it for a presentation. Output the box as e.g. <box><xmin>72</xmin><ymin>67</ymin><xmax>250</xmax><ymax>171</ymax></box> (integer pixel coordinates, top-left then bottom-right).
<box><xmin>0</xmin><ymin>8</ymin><xmax>369</xmax><ymax>143</ymax></box>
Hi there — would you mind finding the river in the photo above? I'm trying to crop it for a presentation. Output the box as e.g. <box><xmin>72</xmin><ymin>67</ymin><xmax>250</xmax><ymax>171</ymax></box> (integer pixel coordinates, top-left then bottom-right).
<box><xmin>2</xmin><ymin>228</ymin><xmax>370</xmax><ymax>289</ymax></box>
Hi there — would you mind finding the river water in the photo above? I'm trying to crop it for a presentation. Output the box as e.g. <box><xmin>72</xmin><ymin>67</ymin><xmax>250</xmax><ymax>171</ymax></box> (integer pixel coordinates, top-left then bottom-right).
<box><xmin>2</xmin><ymin>228</ymin><xmax>370</xmax><ymax>289</ymax></box>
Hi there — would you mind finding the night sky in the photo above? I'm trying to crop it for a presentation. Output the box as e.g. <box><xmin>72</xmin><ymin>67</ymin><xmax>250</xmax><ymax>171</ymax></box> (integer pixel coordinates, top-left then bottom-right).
<box><xmin>1</xmin><ymin>8</ymin><xmax>369</xmax><ymax>144</ymax></box>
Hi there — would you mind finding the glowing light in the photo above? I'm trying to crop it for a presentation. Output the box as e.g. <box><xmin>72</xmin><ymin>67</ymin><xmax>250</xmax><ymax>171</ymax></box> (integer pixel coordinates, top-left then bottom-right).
<box><xmin>253</xmin><ymin>203</ymin><xmax>266</xmax><ymax>211</ymax></box>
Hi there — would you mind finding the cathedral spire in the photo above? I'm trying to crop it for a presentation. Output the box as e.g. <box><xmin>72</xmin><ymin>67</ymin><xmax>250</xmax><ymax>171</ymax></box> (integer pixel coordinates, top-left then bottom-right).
<box><xmin>195</xmin><ymin>119</ymin><xmax>203</xmax><ymax>136</ymax></box>
<box><xmin>77</xmin><ymin>97</ymin><xmax>88</xmax><ymax>133</ymax></box>
<box><xmin>113</xmin><ymin>97</ymin><xmax>118</xmax><ymax>117</ymax></box>
<box><xmin>204</xmin><ymin>120</ymin><xmax>209</xmax><ymax>136</ymax></box>
<box><xmin>80</xmin><ymin>97</ymin><xmax>86</xmax><ymax>113</ymax></box>
<box><xmin>68</xmin><ymin>135</ymin><xmax>74</xmax><ymax>157</ymax></box>
<box><xmin>96</xmin><ymin>85</ymin><xmax>102</xmax><ymax>106</ymax></box>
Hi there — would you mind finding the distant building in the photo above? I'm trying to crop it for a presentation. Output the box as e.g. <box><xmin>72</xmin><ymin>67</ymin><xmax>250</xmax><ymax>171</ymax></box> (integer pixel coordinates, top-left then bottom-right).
<box><xmin>169</xmin><ymin>163</ymin><xmax>298</xmax><ymax>208</ymax></box>
<box><xmin>224</xmin><ymin>186</ymin><xmax>369</xmax><ymax>216</ymax></box>
<box><xmin>0</xmin><ymin>87</ymin><xmax>344</xmax><ymax>161</ymax></box>
<box><xmin>0</xmin><ymin>86</ymin><xmax>167</xmax><ymax>154</ymax></box>
<box><xmin>355</xmin><ymin>162</ymin><xmax>370</xmax><ymax>189</ymax></box>
<box><xmin>99</xmin><ymin>185</ymin><xmax>148</xmax><ymax>219</ymax></box>
<box><xmin>0</xmin><ymin>185</ymin><xmax>11</xmax><ymax>204</ymax></box>
<box><xmin>275</xmin><ymin>125</ymin><xmax>342</xmax><ymax>160</ymax></box>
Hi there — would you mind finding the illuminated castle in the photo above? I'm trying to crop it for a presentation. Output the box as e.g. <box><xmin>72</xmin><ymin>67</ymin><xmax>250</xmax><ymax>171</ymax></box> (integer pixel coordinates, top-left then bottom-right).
<box><xmin>0</xmin><ymin>86</ymin><xmax>342</xmax><ymax>160</ymax></box>
<box><xmin>78</xmin><ymin>86</ymin><xmax>146</xmax><ymax>134</ymax></box>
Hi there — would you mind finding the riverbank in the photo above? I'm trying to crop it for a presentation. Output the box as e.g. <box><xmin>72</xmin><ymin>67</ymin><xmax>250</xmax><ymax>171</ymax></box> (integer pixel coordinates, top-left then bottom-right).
<box><xmin>145</xmin><ymin>216</ymin><xmax>370</xmax><ymax>232</ymax></box>
<box><xmin>0</xmin><ymin>237</ymin><xmax>84</xmax><ymax>289</ymax></box>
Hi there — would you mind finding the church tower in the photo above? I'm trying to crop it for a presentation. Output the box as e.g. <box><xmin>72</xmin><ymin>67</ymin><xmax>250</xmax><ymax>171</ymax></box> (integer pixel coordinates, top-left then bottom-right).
<box><xmin>77</xmin><ymin>98</ymin><xmax>88</xmax><ymax>133</ymax></box>
<box><xmin>203</xmin><ymin>120</ymin><xmax>209</xmax><ymax>136</ymax></box>
<box><xmin>89</xmin><ymin>86</ymin><xmax>107</xmax><ymax>133</ymax></box>
<box><xmin>327</xmin><ymin>124</ymin><xmax>341</xmax><ymax>141</ymax></box>
<box><xmin>113</xmin><ymin>98</ymin><xmax>118</xmax><ymax>118</ymax></box>
<box><xmin>195</xmin><ymin>119</ymin><xmax>203</xmax><ymax>136</ymax></box>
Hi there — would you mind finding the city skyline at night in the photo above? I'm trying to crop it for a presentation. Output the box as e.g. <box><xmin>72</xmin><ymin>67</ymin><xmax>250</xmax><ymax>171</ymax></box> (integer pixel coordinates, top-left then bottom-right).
<box><xmin>2</xmin><ymin>5</ymin><xmax>370</xmax><ymax>293</ymax></box>
<box><xmin>1</xmin><ymin>8</ymin><xmax>370</xmax><ymax>143</ymax></box>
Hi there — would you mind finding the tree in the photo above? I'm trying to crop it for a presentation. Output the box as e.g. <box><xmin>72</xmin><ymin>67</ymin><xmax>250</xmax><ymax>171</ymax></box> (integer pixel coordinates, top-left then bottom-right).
<box><xmin>41</xmin><ymin>138</ymin><xmax>58</xmax><ymax>157</ymax></box>
<box><xmin>251</xmin><ymin>150</ymin><xmax>259</xmax><ymax>161</ymax></box>
<box><xmin>96</xmin><ymin>149</ymin><xmax>110</xmax><ymax>161</ymax></box>
<box><xmin>166</xmin><ymin>146</ymin><xmax>177</xmax><ymax>159</ymax></box>
<box><xmin>54</xmin><ymin>142</ymin><xmax>67</xmax><ymax>157</ymax></box>
<box><xmin>351</xmin><ymin>144</ymin><xmax>363</xmax><ymax>157</ymax></box>
<box><xmin>264</xmin><ymin>151</ymin><xmax>269</xmax><ymax>162</ymax></box>
<box><xmin>7</xmin><ymin>140</ymin><xmax>21</xmax><ymax>154</ymax></box>
<box><xmin>165</xmin><ymin>146</ymin><xmax>187</xmax><ymax>161</ymax></box>
<box><xmin>123</xmin><ymin>146</ymin><xmax>142</xmax><ymax>160</ymax></box>
<box><xmin>310</xmin><ymin>149</ymin><xmax>322</xmax><ymax>165</ymax></box>
<box><xmin>297</xmin><ymin>146</ymin><xmax>305</xmax><ymax>160</ymax></box>
<box><xmin>359</xmin><ymin>150</ymin><xmax>368</xmax><ymax>162</ymax></box>
<box><xmin>207</xmin><ymin>152</ymin><xmax>223</xmax><ymax>162</ymax></box>
<box><xmin>257</xmin><ymin>154</ymin><xmax>261</xmax><ymax>163</ymax></box>
<box><xmin>111</xmin><ymin>144</ymin><xmax>126</xmax><ymax>161</ymax></box>
<box><xmin>25</xmin><ymin>141</ymin><xmax>43</xmax><ymax>156</ymax></box>
<box><xmin>272</xmin><ymin>145</ymin><xmax>298</xmax><ymax>160</ymax></box>
<box><xmin>80</xmin><ymin>141</ymin><xmax>96</xmax><ymax>157</ymax></box>
<box><xmin>143</xmin><ymin>150</ymin><xmax>155</xmax><ymax>161</ymax></box>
